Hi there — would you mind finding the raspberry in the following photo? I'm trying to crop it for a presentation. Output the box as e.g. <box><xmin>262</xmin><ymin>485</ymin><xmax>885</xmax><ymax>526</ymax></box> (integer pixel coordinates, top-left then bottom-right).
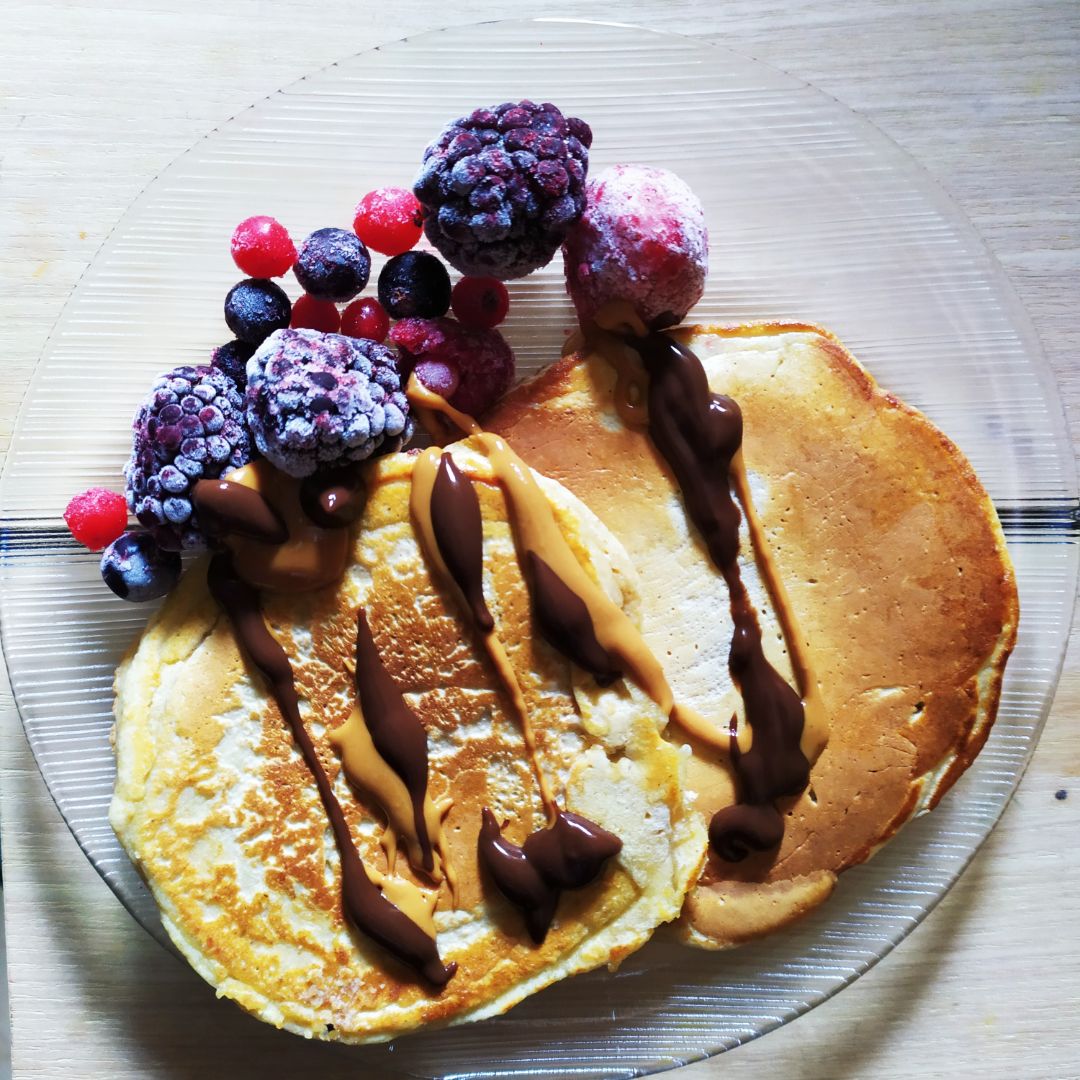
<box><xmin>293</xmin><ymin>228</ymin><xmax>371</xmax><ymax>303</ymax></box>
<box><xmin>390</xmin><ymin>317</ymin><xmax>515</xmax><ymax>418</ymax></box>
<box><xmin>378</xmin><ymin>251</ymin><xmax>451</xmax><ymax>319</ymax></box>
<box><xmin>562</xmin><ymin>164</ymin><xmax>708</xmax><ymax>329</ymax></box>
<box><xmin>64</xmin><ymin>488</ymin><xmax>128</xmax><ymax>551</ymax></box>
<box><xmin>230</xmin><ymin>216</ymin><xmax>296</xmax><ymax>278</ymax></box>
<box><xmin>291</xmin><ymin>293</ymin><xmax>341</xmax><ymax>333</ymax></box>
<box><xmin>124</xmin><ymin>365</ymin><xmax>252</xmax><ymax>550</ymax></box>
<box><xmin>246</xmin><ymin>328</ymin><xmax>413</xmax><ymax>477</ymax></box>
<box><xmin>210</xmin><ymin>340</ymin><xmax>255</xmax><ymax>391</ymax></box>
<box><xmin>101</xmin><ymin>531</ymin><xmax>181</xmax><ymax>602</ymax></box>
<box><xmin>413</xmin><ymin>100</ymin><xmax>592</xmax><ymax>280</ymax></box>
<box><xmin>353</xmin><ymin>187</ymin><xmax>423</xmax><ymax>256</ymax></box>
<box><xmin>224</xmin><ymin>279</ymin><xmax>292</xmax><ymax>345</ymax></box>
<box><xmin>341</xmin><ymin>297</ymin><xmax>390</xmax><ymax>343</ymax></box>
<box><xmin>451</xmin><ymin>276</ymin><xmax>509</xmax><ymax>329</ymax></box>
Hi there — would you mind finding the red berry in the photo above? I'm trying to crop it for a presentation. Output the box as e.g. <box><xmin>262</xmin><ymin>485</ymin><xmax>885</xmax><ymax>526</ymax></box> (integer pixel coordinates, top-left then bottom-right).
<box><xmin>340</xmin><ymin>297</ymin><xmax>390</xmax><ymax>343</ymax></box>
<box><xmin>291</xmin><ymin>293</ymin><xmax>341</xmax><ymax>333</ymax></box>
<box><xmin>64</xmin><ymin>488</ymin><xmax>128</xmax><ymax>551</ymax></box>
<box><xmin>451</xmin><ymin>276</ymin><xmax>510</xmax><ymax>330</ymax></box>
<box><xmin>353</xmin><ymin>188</ymin><xmax>423</xmax><ymax>256</ymax></box>
<box><xmin>230</xmin><ymin>216</ymin><xmax>296</xmax><ymax>278</ymax></box>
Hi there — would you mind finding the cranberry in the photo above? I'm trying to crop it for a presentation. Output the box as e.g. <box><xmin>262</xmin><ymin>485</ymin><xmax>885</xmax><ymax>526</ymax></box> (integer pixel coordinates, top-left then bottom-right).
<box><xmin>340</xmin><ymin>297</ymin><xmax>390</xmax><ymax>343</ymax></box>
<box><xmin>230</xmin><ymin>215</ymin><xmax>297</xmax><ymax>278</ymax></box>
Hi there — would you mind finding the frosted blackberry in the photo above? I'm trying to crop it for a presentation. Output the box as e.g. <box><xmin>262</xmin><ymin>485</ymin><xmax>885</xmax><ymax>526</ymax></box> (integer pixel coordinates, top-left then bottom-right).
<box><xmin>413</xmin><ymin>100</ymin><xmax>592</xmax><ymax>280</ymax></box>
<box><xmin>124</xmin><ymin>365</ymin><xmax>252</xmax><ymax>550</ymax></box>
<box><xmin>245</xmin><ymin>328</ymin><xmax>412</xmax><ymax>478</ymax></box>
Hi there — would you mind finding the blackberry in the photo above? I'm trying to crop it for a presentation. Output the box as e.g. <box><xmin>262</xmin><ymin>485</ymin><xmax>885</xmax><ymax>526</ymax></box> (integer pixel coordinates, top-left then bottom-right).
<box><xmin>101</xmin><ymin>531</ymin><xmax>181</xmax><ymax>602</ymax></box>
<box><xmin>413</xmin><ymin>100</ymin><xmax>592</xmax><ymax>280</ymax></box>
<box><xmin>293</xmin><ymin>227</ymin><xmax>371</xmax><ymax>303</ymax></box>
<box><xmin>210</xmin><ymin>339</ymin><xmax>256</xmax><ymax>391</ymax></box>
<box><xmin>245</xmin><ymin>328</ymin><xmax>412</xmax><ymax>478</ymax></box>
<box><xmin>377</xmin><ymin>251</ymin><xmax>451</xmax><ymax>319</ymax></box>
<box><xmin>224</xmin><ymin>278</ymin><xmax>292</xmax><ymax>345</ymax></box>
<box><xmin>124</xmin><ymin>365</ymin><xmax>253</xmax><ymax>550</ymax></box>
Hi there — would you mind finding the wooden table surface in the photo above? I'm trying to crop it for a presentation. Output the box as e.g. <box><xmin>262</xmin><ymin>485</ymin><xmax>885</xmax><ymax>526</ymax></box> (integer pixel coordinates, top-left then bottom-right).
<box><xmin>2</xmin><ymin>2</ymin><xmax>1077</xmax><ymax>1077</ymax></box>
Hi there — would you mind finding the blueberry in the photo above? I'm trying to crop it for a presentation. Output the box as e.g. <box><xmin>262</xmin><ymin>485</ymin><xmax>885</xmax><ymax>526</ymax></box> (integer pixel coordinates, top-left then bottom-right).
<box><xmin>293</xmin><ymin>227</ymin><xmax>371</xmax><ymax>303</ymax></box>
<box><xmin>100</xmin><ymin>531</ymin><xmax>181</xmax><ymax>602</ymax></box>
<box><xmin>210</xmin><ymin>339</ymin><xmax>256</xmax><ymax>390</ymax></box>
<box><xmin>378</xmin><ymin>251</ymin><xmax>452</xmax><ymax>319</ymax></box>
<box><xmin>224</xmin><ymin>279</ymin><xmax>292</xmax><ymax>345</ymax></box>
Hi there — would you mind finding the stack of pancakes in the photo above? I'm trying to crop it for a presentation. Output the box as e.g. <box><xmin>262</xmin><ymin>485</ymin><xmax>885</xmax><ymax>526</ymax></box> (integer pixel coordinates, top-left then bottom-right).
<box><xmin>111</xmin><ymin>323</ymin><xmax>1017</xmax><ymax>1039</ymax></box>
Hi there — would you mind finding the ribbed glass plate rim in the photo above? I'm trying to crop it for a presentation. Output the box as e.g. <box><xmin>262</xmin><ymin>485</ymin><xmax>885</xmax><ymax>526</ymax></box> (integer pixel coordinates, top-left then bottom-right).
<box><xmin>1</xmin><ymin>18</ymin><xmax>1077</xmax><ymax>1079</ymax></box>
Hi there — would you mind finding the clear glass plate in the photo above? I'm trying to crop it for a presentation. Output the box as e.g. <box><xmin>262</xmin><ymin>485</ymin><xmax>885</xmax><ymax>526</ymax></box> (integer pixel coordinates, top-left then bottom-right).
<box><xmin>1</xmin><ymin>18</ymin><xmax>1076</xmax><ymax>1079</ymax></box>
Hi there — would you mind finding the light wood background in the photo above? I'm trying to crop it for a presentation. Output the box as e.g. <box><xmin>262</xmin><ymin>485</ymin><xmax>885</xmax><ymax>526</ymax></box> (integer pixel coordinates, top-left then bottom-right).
<box><xmin>1</xmin><ymin>2</ymin><xmax>1077</xmax><ymax>1077</ymax></box>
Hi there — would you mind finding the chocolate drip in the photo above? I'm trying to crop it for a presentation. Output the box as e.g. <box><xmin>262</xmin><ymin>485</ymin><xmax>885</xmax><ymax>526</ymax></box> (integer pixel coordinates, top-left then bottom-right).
<box><xmin>525</xmin><ymin>551</ymin><xmax>622</xmax><ymax>686</ymax></box>
<box><xmin>299</xmin><ymin>467</ymin><xmax>366</xmax><ymax>529</ymax></box>
<box><xmin>354</xmin><ymin>609</ymin><xmax>436</xmax><ymax>874</ymax></box>
<box><xmin>430</xmin><ymin>453</ymin><xmax>493</xmax><ymax>631</ymax></box>
<box><xmin>193</xmin><ymin>479</ymin><xmax>288</xmax><ymax>544</ymax></box>
<box><xmin>478</xmin><ymin>808</ymin><xmax>622</xmax><ymax>943</ymax></box>
<box><xmin>626</xmin><ymin>331</ymin><xmax>810</xmax><ymax>862</ymax></box>
<box><xmin>206</xmin><ymin>555</ymin><xmax>455</xmax><ymax>987</ymax></box>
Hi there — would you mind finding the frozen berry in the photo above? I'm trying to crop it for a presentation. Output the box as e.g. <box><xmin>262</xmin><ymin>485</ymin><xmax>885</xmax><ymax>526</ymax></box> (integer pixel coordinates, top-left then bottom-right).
<box><xmin>353</xmin><ymin>187</ymin><xmax>423</xmax><ymax>256</ymax></box>
<box><xmin>390</xmin><ymin>317</ymin><xmax>514</xmax><ymax>417</ymax></box>
<box><xmin>414</xmin><ymin>100</ymin><xmax>592</xmax><ymax>279</ymax></box>
<box><xmin>224</xmin><ymin>278</ymin><xmax>292</xmax><ymax>345</ymax></box>
<box><xmin>451</xmin><ymin>276</ymin><xmax>509</xmax><ymax>329</ymax></box>
<box><xmin>101</xmin><ymin>531</ymin><xmax>181</xmax><ymax>602</ymax></box>
<box><xmin>378</xmin><ymin>251</ymin><xmax>451</xmax><ymax>319</ymax></box>
<box><xmin>293</xmin><ymin>227</ymin><xmax>371</xmax><ymax>303</ymax></box>
<box><xmin>246</xmin><ymin>328</ymin><xmax>413</xmax><ymax>477</ymax></box>
<box><xmin>210</xmin><ymin>340</ymin><xmax>255</xmax><ymax>391</ymax></box>
<box><xmin>230</xmin><ymin>216</ymin><xmax>296</xmax><ymax>278</ymax></box>
<box><xmin>340</xmin><ymin>297</ymin><xmax>390</xmax><ymax>343</ymax></box>
<box><xmin>291</xmin><ymin>293</ymin><xmax>341</xmax><ymax>333</ymax></box>
<box><xmin>64</xmin><ymin>488</ymin><xmax>128</xmax><ymax>551</ymax></box>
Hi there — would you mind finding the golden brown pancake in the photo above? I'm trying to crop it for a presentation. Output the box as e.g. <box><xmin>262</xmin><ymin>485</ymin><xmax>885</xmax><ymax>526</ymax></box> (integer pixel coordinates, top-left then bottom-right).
<box><xmin>486</xmin><ymin>322</ymin><xmax>1018</xmax><ymax>947</ymax></box>
<box><xmin>110</xmin><ymin>445</ymin><xmax>706</xmax><ymax>1040</ymax></box>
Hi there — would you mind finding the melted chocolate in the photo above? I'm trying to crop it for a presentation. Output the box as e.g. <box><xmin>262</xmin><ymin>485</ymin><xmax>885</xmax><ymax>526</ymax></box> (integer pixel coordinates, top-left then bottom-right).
<box><xmin>626</xmin><ymin>331</ymin><xmax>810</xmax><ymax>862</ymax></box>
<box><xmin>478</xmin><ymin>808</ymin><xmax>622</xmax><ymax>943</ymax></box>
<box><xmin>354</xmin><ymin>608</ymin><xmax>436</xmax><ymax>874</ymax></box>
<box><xmin>299</xmin><ymin>467</ymin><xmax>366</xmax><ymax>529</ymax></box>
<box><xmin>430</xmin><ymin>453</ymin><xmax>494</xmax><ymax>632</ymax></box>
<box><xmin>193</xmin><ymin>479</ymin><xmax>288</xmax><ymax>544</ymax></box>
<box><xmin>525</xmin><ymin>551</ymin><xmax>622</xmax><ymax>687</ymax></box>
<box><xmin>206</xmin><ymin>555</ymin><xmax>455</xmax><ymax>987</ymax></box>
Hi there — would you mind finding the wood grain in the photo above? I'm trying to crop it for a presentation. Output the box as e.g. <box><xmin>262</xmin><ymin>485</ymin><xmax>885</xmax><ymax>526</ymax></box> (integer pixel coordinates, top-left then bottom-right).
<box><xmin>1</xmin><ymin>1</ymin><xmax>1077</xmax><ymax>1077</ymax></box>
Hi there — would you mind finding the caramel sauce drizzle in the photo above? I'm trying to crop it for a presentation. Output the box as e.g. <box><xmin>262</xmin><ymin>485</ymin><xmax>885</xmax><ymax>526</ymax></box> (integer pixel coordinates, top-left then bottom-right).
<box><xmin>206</xmin><ymin>554</ymin><xmax>455</xmax><ymax>987</ymax></box>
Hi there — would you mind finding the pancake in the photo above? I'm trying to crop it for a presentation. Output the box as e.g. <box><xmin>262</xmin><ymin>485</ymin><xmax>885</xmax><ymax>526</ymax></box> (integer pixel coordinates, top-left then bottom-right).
<box><xmin>486</xmin><ymin>322</ymin><xmax>1018</xmax><ymax>947</ymax></box>
<box><xmin>110</xmin><ymin>443</ymin><xmax>707</xmax><ymax>1041</ymax></box>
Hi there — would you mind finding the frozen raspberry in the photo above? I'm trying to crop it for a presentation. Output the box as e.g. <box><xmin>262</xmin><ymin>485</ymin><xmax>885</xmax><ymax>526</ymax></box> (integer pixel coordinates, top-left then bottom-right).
<box><xmin>562</xmin><ymin>164</ymin><xmax>708</xmax><ymax>329</ymax></box>
<box><xmin>378</xmin><ymin>251</ymin><xmax>451</xmax><ymax>319</ymax></box>
<box><xmin>353</xmin><ymin>187</ymin><xmax>423</xmax><ymax>256</ymax></box>
<box><xmin>224</xmin><ymin>278</ymin><xmax>292</xmax><ymax>345</ymax></box>
<box><xmin>246</xmin><ymin>328</ymin><xmax>412</xmax><ymax>477</ymax></box>
<box><xmin>390</xmin><ymin>317</ymin><xmax>514</xmax><ymax>418</ymax></box>
<box><xmin>101</xmin><ymin>531</ymin><xmax>181</xmax><ymax>602</ymax></box>
<box><xmin>451</xmin><ymin>276</ymin><xmax>509</xmax><ymax>329</ymax></box>
<box><xmin>124</xmin><ymin>365</ymin><xmax>252</xmax><ymax>550</ymax></box>
<box><xmin>291</xmin><ymin>293</ymin><xmax>341</xmax><ymax>333</ymax></box>
<box><xmin>211</xmin><ymin>340</ymin><xmax>255</xmax><ymax>391</ymax></box>
<box><xmin>64</xmin><ymin>488</ymin><xmax>128</xmax><ymax>551</ymax></box>
<box><xmin>341</xmin><ymin>297</ymin><xmax>390</xmax><ymax>343</ymax></box>
<box><xmin>230</xmin><ymin>216</ymin><xmax>296</xmax><ymax>278</ymax></box>
<box><xmin>293</xmin><ymin>228</ymin><xmax>371</xmax><ymax>303</ymax></box>
<box><xmin>413</xmin><ymin>100</ymin><xmax>592</xmax><ymax>280</ymax></box>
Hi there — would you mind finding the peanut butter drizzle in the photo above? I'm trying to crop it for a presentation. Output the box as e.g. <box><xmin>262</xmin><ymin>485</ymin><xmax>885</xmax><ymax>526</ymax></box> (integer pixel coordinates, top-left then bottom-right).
<box><xmin>222</xmin><ymin>461</ymin><xmax>350</xmax><ymax>592</ymax></box>
<box><xmin>410</xmin><ymin>447</ymin><xmax>557</xmax><ymax>817</ymax></box>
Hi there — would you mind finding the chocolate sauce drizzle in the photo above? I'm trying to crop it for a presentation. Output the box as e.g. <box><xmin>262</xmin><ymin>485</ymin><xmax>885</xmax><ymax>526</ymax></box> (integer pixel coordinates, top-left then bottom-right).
<box><xmin>353</xmin><ymin>608</ymin><xmax>436</xmax><ymax>874</ymax></box>
<box><xmin>299</xmin><ymin>467</ymin><xmax>366</xmax><ymax>530</ymax></box>
<box><xmin>206</xmin><ymin>554</ymin><xmax>455</xmax><ymax>987</ymax></box>
<box><xmin>625</xmin><ymin>331</ymin><xmax>811</xmax><ymax>862</ymax></box>
<box><xmin>425</xmin><ymin>451</ymin><xmax>624</xmax><ymax>940</ymax></box>
<box><xmin>477</xmin><ymin>809</ymin><xmax>622</xmax><ymax>944</ymax></box>
<box><xmin>193</xmin><ymin>479</ymin><xmax>288</xmax><ymax>544</ymax></box>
